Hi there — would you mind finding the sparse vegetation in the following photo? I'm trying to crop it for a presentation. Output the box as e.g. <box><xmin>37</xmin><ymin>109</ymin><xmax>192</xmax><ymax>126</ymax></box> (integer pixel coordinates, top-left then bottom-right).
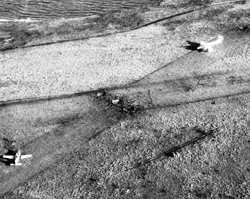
<box><xmin>98</xmin><ymin>9</ymin><xmax>144</xmax><ymax>29</ymax></box>
<box><xmin>0</xmin><ymin>0</ymin><xmax>250</xmax><ymax>198</ymax></box>
<box><xmin>3</xmin><ymin>94</ymin><xmax>250</xmax><ymax>199</ymax></box>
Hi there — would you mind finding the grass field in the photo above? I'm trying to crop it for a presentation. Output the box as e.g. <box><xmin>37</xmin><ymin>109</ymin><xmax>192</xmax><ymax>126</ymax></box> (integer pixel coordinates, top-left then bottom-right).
<box><xmin>0</xmin><ymin>0</ymin><xmax>250</xmax><ymax>198</ymax></box>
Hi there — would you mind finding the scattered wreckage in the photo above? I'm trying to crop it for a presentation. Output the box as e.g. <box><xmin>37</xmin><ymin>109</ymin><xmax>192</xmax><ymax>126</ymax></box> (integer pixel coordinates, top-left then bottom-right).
<box><xmin>96</xmin><ymin>91</ymin><xmax>144</xmax><ymax>115</ymax></box>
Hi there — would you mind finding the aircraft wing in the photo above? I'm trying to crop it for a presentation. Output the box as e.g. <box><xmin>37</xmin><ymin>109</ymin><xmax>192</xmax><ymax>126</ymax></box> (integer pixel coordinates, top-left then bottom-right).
<box><xmin>2</xmin><ymin>155</ymin><xmax>14</xmax><ymax>159</ymax></box>
<box><xmin>20</xmin><ymin>154</ymin><xmax>32</xmax><ymax>159</ymax></box>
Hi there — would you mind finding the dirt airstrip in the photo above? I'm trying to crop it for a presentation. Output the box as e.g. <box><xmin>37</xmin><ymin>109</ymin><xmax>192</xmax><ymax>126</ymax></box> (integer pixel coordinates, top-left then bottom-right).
<box><xmin>0</xmin><ymin>0</ymin><xmax>250</xmax><ymax>198</ymax></box>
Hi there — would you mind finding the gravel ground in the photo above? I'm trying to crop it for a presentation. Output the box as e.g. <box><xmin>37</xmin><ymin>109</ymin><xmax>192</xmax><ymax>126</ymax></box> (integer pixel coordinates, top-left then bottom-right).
<box><xmin>0</xmin><ymin>0</ymin><xmax>249</xmax><ymax>198</ymax></box>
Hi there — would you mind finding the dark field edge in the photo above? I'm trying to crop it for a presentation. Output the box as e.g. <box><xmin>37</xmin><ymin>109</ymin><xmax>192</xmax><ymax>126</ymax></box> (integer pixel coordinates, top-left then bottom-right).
<box><xmin>0</xmin><ymin>9</ymin><xmax>196</xmax><ymax>52</ymax></box>
<box><xmin>0</xmin><ymin>0</ymin><xmax>245</xmax><ymax>52</ymax></box>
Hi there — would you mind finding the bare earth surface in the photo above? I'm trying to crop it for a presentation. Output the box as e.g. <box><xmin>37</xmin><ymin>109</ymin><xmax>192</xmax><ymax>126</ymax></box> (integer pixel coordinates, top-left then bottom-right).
<box><xmin>0</xmin><ymin>0</ymin><xmax>250</xmax><ymax>198</ymax></box>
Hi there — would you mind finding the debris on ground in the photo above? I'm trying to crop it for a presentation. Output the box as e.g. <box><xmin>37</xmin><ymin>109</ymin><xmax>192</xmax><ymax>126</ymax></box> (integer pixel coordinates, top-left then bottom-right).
<box><xmin>96</xmin><ymin>92</ymin><xmax>106</xmax><ymax>97</ymax></box>
<box><xmin>197</xmin><ymin>35</ymin><xmax>224</xmax><ymax>52</ymax></box>
<box><xmin>95</xmin><ymin>91</ymin><xmax>144</xmax><ymax>116</ymax></box>
<box><xmin>111</xmin><ymin>99</ymin><xmax>120</xmax><ymax>105</ymax></box>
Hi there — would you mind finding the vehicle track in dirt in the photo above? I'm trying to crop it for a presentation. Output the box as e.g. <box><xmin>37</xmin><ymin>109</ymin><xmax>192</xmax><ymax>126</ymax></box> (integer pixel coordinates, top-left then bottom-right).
<box><xmin>0</xmin><ymin>27</ymin><xmax>249</xmax><ymax>196</ymax></box>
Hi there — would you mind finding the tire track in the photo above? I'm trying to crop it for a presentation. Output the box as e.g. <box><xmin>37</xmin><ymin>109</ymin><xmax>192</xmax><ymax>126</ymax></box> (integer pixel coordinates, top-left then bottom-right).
<box><xmin>0</xmin><ymin>24</ymin><xmax>249</xmax><ymax>197</ymax></box>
